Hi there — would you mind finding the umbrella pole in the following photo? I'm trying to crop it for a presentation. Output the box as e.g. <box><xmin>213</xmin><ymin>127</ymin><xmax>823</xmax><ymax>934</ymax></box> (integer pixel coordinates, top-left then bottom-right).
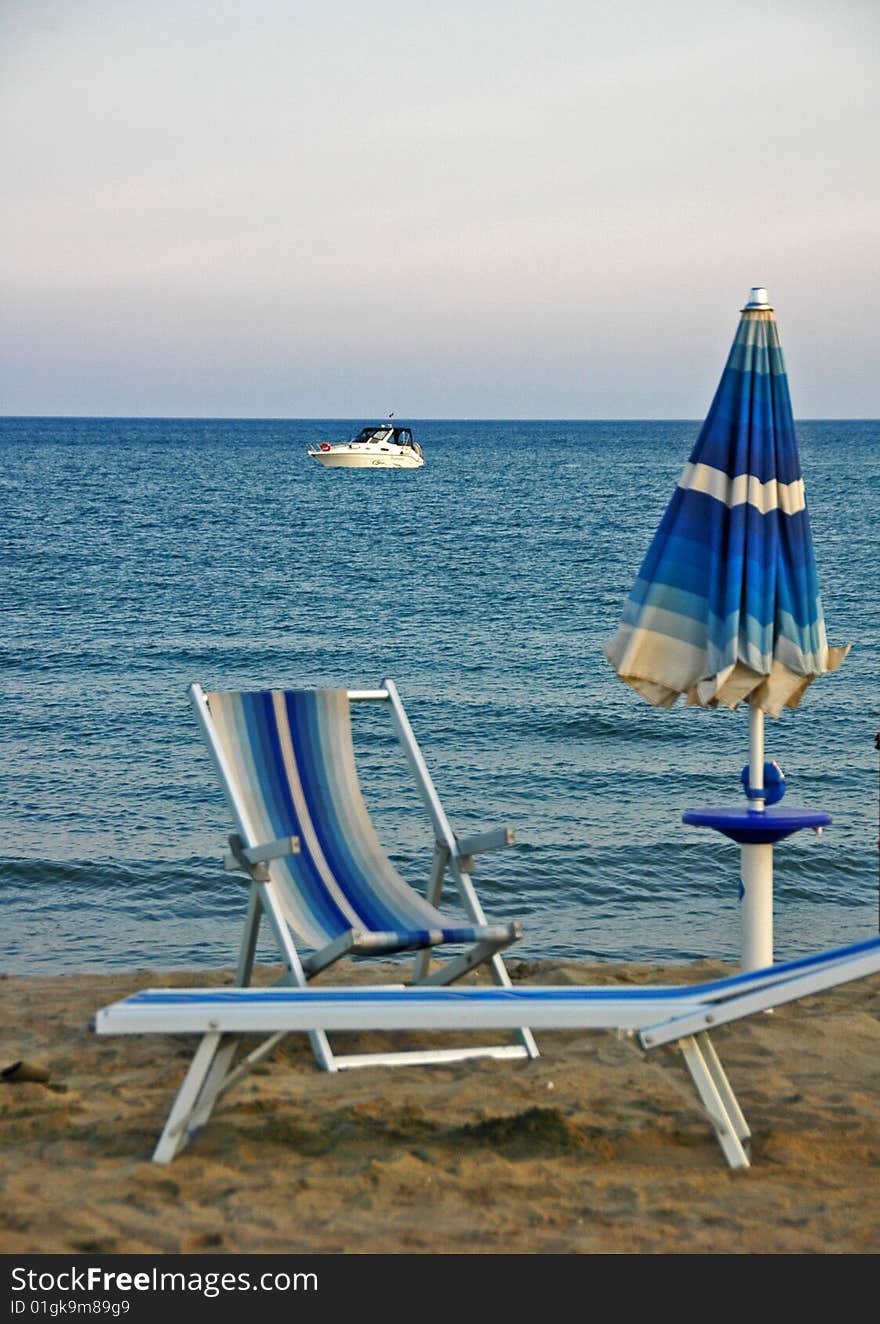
<box><xmin>741</xmin><ymin>700</ymin><xmax>774</xmax><ymax>970</ymax></box>
<box><xmin>748</xmin><ymin>700</ymin><xmax>765</xmax><ymax>811</ymax></box>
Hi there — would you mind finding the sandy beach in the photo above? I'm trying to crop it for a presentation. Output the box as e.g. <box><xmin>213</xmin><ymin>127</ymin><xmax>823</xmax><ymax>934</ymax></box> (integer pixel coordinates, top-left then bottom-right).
<box><xmin>1</xmin><ymin>954</ymin><xmax>879</xmax><ymax>1256</ymax></box>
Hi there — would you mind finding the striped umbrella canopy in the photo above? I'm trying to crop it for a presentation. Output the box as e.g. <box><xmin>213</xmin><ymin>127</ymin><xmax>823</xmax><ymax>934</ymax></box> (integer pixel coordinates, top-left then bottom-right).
<box><xmin>605</xmin><ymin>288</ymin><xmax>848</xmax><ymax>719</ymax></box>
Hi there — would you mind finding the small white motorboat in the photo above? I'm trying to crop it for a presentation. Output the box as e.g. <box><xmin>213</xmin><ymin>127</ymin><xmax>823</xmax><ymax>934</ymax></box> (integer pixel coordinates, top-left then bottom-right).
<box><xmin>308</xmin><ymin>423</ymin><xmax>425</xmax><ymax>469</ymax></box>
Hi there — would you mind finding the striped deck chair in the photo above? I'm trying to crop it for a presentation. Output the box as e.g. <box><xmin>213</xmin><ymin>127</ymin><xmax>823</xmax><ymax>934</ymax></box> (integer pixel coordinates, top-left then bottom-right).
<box><xmin>191</xmin><ymin>678</ymin><xmax>539</xmax><ymax>1078</ymax></box>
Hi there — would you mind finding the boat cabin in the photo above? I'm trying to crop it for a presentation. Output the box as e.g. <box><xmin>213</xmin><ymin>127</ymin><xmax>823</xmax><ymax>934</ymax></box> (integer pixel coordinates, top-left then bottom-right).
<box><xmin>351</xmin><ymin>425</ymin><xmax>416</xmax><ymax>449</ymax></box>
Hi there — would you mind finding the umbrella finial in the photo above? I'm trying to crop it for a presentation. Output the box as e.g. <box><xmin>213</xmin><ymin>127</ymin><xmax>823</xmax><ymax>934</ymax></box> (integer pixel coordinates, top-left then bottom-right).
<box><xmin>744</xmin><ymin>286</ymin><xmax>771</xmax><ymax>309</ymax></box>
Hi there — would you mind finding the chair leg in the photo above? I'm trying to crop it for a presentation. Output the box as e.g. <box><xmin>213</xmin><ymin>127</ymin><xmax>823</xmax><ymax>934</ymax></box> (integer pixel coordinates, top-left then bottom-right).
<box><xmin>678</xmin><ymin>1034</ymin><xmax>751</xmax><ymax>1169</ymax></box>
<box><xmin>236</xmin><ymin>883</ymin><xmax>262</xmax><ymax>986</ymax></box>
<box><xmin>413</xmin><ymin>846</ymin><xmax>540</xmax><ymax>1059</ymax></box>
<box><xmin>447</xmin><ymin>854</ymin><xmax>540</xmax><ymax>1060</ymax></box>
<box><xmin>488</xmin><ymin>951</ymin><xmax>540</xmax><ymax>1060</ymax></box>
<box><xmin>411</xmin><ymin>845</ymin><xmax>449</xmax><ymax>983</ymax></box>
<box><xmin>253</xmin><ymin>877</ymin><xmax>339</xmax><ymax>1073</ymax></box>
<box><xmin>420</xmin><ymin>940</ymin><xmax>540</xmax><ymax>1061</ymax></box>
<box><xmin>420</xmin><ymin>935</ymin><xmax>519</xmax><ymax>987</ymax></box>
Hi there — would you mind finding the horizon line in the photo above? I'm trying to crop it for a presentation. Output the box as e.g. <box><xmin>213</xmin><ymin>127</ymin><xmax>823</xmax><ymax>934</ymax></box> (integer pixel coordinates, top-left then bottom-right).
<box><xmin>3</xmin><ymin>414</ymin><xmax>878</xmax><ymax>424</ymax></box>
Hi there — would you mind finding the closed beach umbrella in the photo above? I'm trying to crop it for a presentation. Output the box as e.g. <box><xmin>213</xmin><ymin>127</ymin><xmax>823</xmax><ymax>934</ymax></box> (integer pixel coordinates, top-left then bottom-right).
<box><xmin>605</xmin><ymin>287</ymin><xmax>848</xmax><ymax>966</ymax></box>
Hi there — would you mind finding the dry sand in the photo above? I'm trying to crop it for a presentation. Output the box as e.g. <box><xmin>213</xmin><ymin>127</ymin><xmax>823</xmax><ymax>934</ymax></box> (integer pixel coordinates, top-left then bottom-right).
<box><xmin>1</xmin><ymin>956</ymin><xmax>879</xmax><ymax>1255</ymax></box>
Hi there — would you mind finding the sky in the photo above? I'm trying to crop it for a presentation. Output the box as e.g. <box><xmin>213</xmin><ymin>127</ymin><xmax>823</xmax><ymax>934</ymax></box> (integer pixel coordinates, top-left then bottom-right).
<box><xmin>2</xmin><ymin>0</ymin><xmax>878</xmax><ymax>418</ymax></box>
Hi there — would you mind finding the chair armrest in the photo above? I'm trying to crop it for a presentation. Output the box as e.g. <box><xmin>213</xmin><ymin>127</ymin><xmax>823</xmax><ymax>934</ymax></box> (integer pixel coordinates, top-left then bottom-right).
<box><xmin>223</xmin><ymin>833</ymin><xmax>301</xmax><ymax>882</ymax></box>
<box><xmin>455</xmin><ymin>826</ymin><xmax>515</xmax><ymax>873</ymax></box>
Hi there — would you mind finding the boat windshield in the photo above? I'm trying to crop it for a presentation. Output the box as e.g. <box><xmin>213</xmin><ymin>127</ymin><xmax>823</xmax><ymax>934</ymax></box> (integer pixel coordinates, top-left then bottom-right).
<box><xmin>352</xmin><ymin>427</ymin><xmax>392</xmax><ymax>443</ymax></box>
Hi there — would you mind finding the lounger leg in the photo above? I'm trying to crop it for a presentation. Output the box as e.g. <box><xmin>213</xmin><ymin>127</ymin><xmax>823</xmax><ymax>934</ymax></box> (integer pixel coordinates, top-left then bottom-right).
<box><xmin>152</xmin><ymin>1032</ymin><xmax>228</xmax><ymax>1164</ymax></box>
<box><xmin>696</xmin><ymin>1031</ymin><xmax>751</xmax><ymax>1144</ymax></box>
<box><xmin>678</xmin><ymin>1034</ymin><xmax>751</xmax><ymax>1169</ymax></box>
<box><xmin>183</xmin><ymin>1033</ymin><xmax>249</xmax><ymax>1131</ymax></box>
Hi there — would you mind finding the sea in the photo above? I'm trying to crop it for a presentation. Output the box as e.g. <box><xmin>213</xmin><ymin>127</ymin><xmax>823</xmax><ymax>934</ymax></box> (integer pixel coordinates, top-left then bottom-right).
<box><xmin>1</xmin><ymin>417</ymin><xmax>878</xmax><ymax>977</ymax></box>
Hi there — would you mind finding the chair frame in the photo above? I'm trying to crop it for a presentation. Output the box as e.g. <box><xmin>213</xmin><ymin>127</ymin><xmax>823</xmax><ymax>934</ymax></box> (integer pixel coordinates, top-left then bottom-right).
<box><xmin>189</xmin><ymin>678</ymin><xmax>538</xmax><ymax>1107</ymax></box>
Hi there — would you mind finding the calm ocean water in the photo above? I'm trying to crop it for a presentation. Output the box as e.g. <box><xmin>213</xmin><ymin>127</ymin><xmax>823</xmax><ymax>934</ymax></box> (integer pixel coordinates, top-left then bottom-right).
<box><xmin>1</xmin><ymin>417</ymin><xmax>878</xmax><ymax>976</ymax></box>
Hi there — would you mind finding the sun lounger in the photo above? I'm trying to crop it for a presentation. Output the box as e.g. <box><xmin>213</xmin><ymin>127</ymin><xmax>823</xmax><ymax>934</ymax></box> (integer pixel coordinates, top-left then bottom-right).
<box><xmin>94</xmin><ymin>934</ymin><xmax>880</xmax><ymax>1167</ymax></box>
<box><xmin>188</xmin><ymin>680</ymin><xmax>538</xmax><ymax>1078</ymax></box>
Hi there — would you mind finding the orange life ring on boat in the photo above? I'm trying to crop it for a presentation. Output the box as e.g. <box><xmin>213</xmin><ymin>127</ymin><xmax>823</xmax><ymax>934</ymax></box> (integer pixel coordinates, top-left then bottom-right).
<box><xmin>319</xmin><ymin>442</ymin><xmax>332</xmax><ymax>452</ymax></box>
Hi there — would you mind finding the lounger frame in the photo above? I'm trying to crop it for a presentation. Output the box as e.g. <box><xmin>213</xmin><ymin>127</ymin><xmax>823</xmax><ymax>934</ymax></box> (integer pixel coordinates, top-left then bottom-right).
<box><xmin>94</xmin><ymin>934</ymin><xmax>880</xmax><ymax>1168</ymax></box>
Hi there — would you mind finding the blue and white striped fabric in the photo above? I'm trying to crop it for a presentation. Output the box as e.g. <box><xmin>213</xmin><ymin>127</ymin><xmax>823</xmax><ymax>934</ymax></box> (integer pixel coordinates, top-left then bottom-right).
<box><xmin>605</xmin><ymin>299</ymin><xmax>848</xmax><ymax>715</ymax></box>
<box><xmin>99</xmin><ymin>931</ymin><xmax>880</xmax><ymax>1019</ymax></box>
<box><xmin>206</xmin><ymin>689</ymin><xmax>496</xmax><ymax>953</ymax></box>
